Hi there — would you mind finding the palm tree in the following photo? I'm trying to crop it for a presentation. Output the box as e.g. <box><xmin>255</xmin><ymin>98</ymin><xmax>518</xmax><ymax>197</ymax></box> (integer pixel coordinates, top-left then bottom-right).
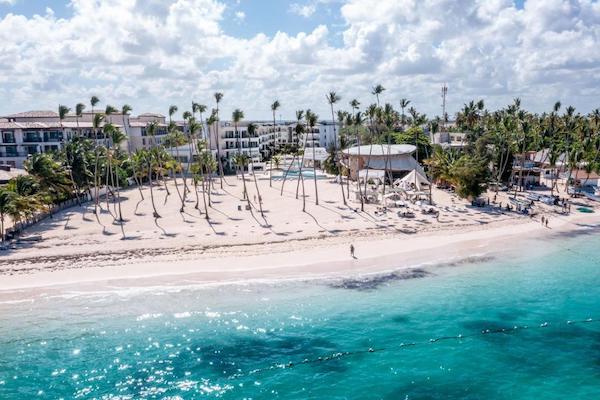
<box><xmin>399</xmin><ymin>98</ymin><xmax>410</xmax><ymax>130</ymax></box>
<box><xmin>306</xmin><ymin>110</ymin><xmax>320</xmax><ymax>206</ymax></box>
<box><xmin>214</xmin><ymin>93</ymin><xmax>225</xmax><ymax>188</ymax></box>
<box><xmin>232</xmin><ymin>108</ymin><xmax>245</xmax><ymax>190</ymax></box>
<box><xmin>107</xmin><ymin>125</ymin><xmax>127</xmax><ymax>222</ymax></box>
<box><xmin>351</xmin><ymin>99</ymin><xmax>365</xmax><ymax>211</ymax></box>
<box><xmin>363</xmin><ymin>104</ymin><xmax>378</xmax><ymax>195</ymax></box>
<box><xmin>270</xmin><ymin>100</ymin><xmax>281</xmax><ymax>187</ymax></box>
<box><xmin>207</xmin><ymin>110</ymin><xmax>225</xmax><ymax>189</ymax></box>
<box><xmin>92</xmin><ymin>113</ymin><xmax>105</xmax><ymax>214</ymax></box>
<box><xmin>165</xmin><ymin>127</ymin><xmax>188</xmax><ymax>212</ymax></box>
<box><xmin>75</xmin><ymin>103</ymin><xmax>85</xmax><ymax>138</ymax></box>
<box><xmin>121</xmin><ymin>104</ymin><xmax>143</xmax><ymax>200</ymax></box>
<box><xmin>326</xmin><ymin>91</ymin><xmax>346</xmax><ymax>205</ymax></box>
<box><xmin>90</xmin><ymin>96</ymin><xmax>100</xmax><ymax>119</ymax></box>
<box><xmin>372</xmin><ymin>84</ymin><xmax>385</xmax><ymax>107</ymax></box>
<box><xmin>145</xmin><ymin>122</ymin><xmax>161</xmax><ymax>218</ymax></box>
<box><xmin>193</xmin><ymin>103</ymin><xmax>208</xmax><ymax>142</ymax></box>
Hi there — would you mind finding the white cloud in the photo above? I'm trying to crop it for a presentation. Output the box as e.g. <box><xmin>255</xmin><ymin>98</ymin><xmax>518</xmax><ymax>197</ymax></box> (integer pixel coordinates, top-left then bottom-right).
<box><xmin>0</xmin><ymin>0</ymin><xmax>599</xmax><ymax>120</ymax></box>
<box><xmin>235</xmin><ymin>11</ymin><xmax>246</xmax><ymax>21</ymax></box>
<box><xmin>289</xmin><ymin>3</ymin><xmax>317</xmax><ymax>18</ymax></box>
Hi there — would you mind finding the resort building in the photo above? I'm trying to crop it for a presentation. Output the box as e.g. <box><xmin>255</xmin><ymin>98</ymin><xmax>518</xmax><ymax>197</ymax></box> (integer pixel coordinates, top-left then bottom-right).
<box><xmin>0</xmin><ymin>110</ymin><xmax>341</xmax><ymax>170</ymax></box>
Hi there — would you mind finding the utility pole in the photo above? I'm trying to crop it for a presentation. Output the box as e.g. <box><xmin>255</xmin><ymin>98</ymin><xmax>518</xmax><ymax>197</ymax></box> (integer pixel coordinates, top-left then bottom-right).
<box><xmin>441</xmin><ymin>83</ymin><xmax>448</xmax><ymax>134</ymax></box>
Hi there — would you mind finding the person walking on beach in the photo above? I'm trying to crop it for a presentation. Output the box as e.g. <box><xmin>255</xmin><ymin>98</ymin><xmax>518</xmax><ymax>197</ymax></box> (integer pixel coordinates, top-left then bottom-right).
<box><xmin>545</xmin><ymin>218</ymin><xmax>549</xmax><ymax>228</ymax></box>
<box><xmin>350</xmin><ymin>244</ymin><xmax>355</xmax><ymax>258</ymax></box>
<box><xmin>541</xmin><ymin>216</ymin><xmax>545</xmax><ymax>226</ymax></box>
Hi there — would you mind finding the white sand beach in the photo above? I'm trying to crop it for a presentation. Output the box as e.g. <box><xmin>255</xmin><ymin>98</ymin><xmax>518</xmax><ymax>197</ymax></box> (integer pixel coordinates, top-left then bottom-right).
<box><xmin>1</xmin><ymin>174</ymin><xmax>598</xmax><ymax>294</ymax></box>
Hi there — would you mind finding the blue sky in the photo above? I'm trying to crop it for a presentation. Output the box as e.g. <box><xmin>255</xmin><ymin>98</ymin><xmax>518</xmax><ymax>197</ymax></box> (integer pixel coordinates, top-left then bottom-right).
<box><xmin>0</xmin><ymin>0</ymin><xmax>597</xmax><ymax>120</ymax></box>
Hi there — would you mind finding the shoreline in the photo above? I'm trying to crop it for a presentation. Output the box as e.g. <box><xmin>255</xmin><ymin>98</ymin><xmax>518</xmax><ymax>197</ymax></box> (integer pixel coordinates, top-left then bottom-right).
<box><xmin>2</xmin><ymin>210</ymin><xmax>597</xmax><ymax>299</ymax></box>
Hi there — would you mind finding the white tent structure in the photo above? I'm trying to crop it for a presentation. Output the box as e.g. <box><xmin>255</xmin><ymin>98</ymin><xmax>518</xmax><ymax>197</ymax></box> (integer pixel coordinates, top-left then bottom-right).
<box><xmin>343</xmin><ymin>145</ymin><xmax>424</xmax><ymax>180</ymax></box>
<box><xmin>395</xmin><ymin>169</ymin><xmax>430</xmax><ymax>191</ymax></box>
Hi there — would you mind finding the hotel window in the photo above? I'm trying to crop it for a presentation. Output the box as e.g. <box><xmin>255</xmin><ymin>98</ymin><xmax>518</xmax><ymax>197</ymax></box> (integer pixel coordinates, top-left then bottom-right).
<box><xmin>1</xmin><ymin>131</ymin><xmax>15</xmax><ymax>143</ymax></box>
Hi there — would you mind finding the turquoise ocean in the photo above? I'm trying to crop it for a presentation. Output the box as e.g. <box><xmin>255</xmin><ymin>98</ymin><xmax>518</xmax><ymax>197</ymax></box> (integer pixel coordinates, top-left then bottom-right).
<box><xmin>0</xmin><ymin>228</ymin><xmax>599</xmax><ymax>399</ymax></box>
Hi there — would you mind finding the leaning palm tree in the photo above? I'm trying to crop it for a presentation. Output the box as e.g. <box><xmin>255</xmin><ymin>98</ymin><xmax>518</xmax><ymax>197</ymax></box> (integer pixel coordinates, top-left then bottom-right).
<box><xmin>58</xmin><ymin>105</ymin><xmax>81</xmax><ymax>205</ymax></box>
<box><xmin>165</xmin><ymin>128</ymin><xmax>188</xmax><ymax>212</ymax></box>
<box><xmin>326</xmin><ymin>91</ymin><xmax>346</xmax><ymax>205</ymax></box>
<box><xmin>283</xmin><ymin>110</ymin><xmax>304</xmax><ymax>196</ymax></box>
<box><xmin>103</xmin><ymin>105</ymin><xmax>119</xmax><ymax>212</ymax></box>
<box><xmin>269</xmin><ymin>100</ymin><xmax>281</xmax><ymax>187</ymax></box>
<box><xmin>145</xmin><ymin>122</ymin><xmax>161</xmax><ymax>218</ymax></box>
<box><xmin>306</xmin><ymin>110</ymin><xmax>320</xmax><ymax>206</ymax></box>
<box><xmin>372</xmin><ymin>84</ymin><xmax>385</xmax><ymax>107</ymax></box>
<box><xmin>233</xmin><ymin>153</ymin><xmax>251</xmax><ymax>209</ymax></box>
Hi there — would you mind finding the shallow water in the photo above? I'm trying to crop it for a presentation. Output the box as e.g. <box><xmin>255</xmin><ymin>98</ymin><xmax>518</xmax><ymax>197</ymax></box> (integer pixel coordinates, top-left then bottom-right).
<box><xmin>0</xmin><ymin>232</ymin><xmax>599</xmax><ymax>399</ymax></box>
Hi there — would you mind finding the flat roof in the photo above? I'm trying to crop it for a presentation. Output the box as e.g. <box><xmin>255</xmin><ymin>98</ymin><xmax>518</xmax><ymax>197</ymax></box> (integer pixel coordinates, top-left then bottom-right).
<box><xmin>344</xmin><ymin>144</ymin><xmax>417</xmax><ymax>156</ymax></box>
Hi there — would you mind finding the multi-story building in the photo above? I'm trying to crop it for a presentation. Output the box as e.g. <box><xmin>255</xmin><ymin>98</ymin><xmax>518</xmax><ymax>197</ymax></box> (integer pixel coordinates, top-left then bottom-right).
<box><xmin>0</xmin><ymin>109</ymin><xmax>339</xmax><ymax>170</ymax></box>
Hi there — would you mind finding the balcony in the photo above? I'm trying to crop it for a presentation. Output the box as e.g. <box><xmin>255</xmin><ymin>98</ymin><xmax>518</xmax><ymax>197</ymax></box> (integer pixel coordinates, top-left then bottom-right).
<box><xmin>0</xmin><ymin>151</ymin><xmax>28</xmax><ymax>158</ymax></box>
<box><xmin>44</xmin><ymin>132</ymin><xmax>64</xmax><ymax>142</ymax></box>
<box><xmin>23</xmin><ymin>135</ymin><xmax>43</xmax><ymax>143</ymax></box>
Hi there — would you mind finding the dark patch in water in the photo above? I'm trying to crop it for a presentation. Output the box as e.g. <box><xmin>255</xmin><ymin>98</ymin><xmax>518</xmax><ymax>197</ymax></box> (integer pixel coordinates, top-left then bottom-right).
<box><xmin>187</xmin><ymin>334</ymin><xmax>347</xmax><ymax>377</ymax></box>
<box><xmin>391</xmin><ymin>314</ymin><xmax>411</xmax><ymax>324</ymax></box>
<box><xmin>329</xmin><ymin>268</ymin><xmax>431</xmax><ymax>291</ymax></box>
<box><xmin>434</xmin><ymin>255</ymin><xmax>496</xmax><ymax>268</ymax></box>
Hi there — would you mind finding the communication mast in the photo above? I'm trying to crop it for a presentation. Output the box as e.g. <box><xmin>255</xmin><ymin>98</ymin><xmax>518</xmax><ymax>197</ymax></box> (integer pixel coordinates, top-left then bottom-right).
<box><xmin>441</xmin><ymin>83</ymin><xmax>448</xmax><ymax>132</ymax></box>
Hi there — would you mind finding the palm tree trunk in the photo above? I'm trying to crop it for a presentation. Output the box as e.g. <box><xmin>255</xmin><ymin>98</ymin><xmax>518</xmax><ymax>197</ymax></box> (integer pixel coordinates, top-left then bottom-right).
<box><xmin>281</xmin><ymin>154</ymin><xmax>297</xmax><ymax>195</ymax></box>
<box><xmin>252</xmin><ymin>171</ymin><xmax>264</xmax><ymax>217</ymax></box>
<box><xmin>147</xmin><ymin>159</ymin><xmax>160</xmax><ymax>218</ymax></box>
<box><xmin>296</xmin><ymin>133</ymin><xmax>309</xmax><ymax>199</ymax></box>
<box><xmin>312</xmin><ymin>144</ymin><xmax>319</xmax><ymax>205</ymax></box>
<box><xmin>201</xmin><ymin>172</ymin><xmax>209</xmax><ymax>220</ymax></box>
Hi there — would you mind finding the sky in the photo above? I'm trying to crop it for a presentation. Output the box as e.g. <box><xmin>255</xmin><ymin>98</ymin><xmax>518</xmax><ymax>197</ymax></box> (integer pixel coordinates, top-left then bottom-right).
<box><xmin>0</xmin><ymin>0</ymin><xmax>598</xmax><ymax>121</ymax></box>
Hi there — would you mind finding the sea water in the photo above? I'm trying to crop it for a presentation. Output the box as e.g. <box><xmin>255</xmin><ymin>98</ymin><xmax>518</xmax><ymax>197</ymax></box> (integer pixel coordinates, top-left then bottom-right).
<box><xmin>0</xmin><ymin>229</ymin><xmax>599</xmax><ymax>399</ymax></box>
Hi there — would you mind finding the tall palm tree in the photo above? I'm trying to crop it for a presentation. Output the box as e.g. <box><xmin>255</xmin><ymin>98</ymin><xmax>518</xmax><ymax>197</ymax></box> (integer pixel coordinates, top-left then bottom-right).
<box><xmin>270</xmin><ymin>100</ymin><xmax>281</xmax><ymax>187</ymax></box>
<box><xmin>193</xmin><ymin>103</ymin><xmax>208</xmax><ymax>142</ymax></box>
<box><xmin>90</xmin><ymin>96</ymin><xmax>100</xmax><ymax>120</ymax></box>
<box><xmin>232</xmin><ymin>108</ymin><xmax>245</xmax><ymax>192</ymax></box>
<box><xmin>350</xmin><ymin>99</ymin><xmax>365</xmax><ymax>210</ymax></box>
<box><xmin>306</xmin><ymin>110</ymin><xmax>320</xmax><ymax>206</ymax></box>
<box><xmin>214</xmin><ymin>93</ymin><xmax>224</xmax><ymax>188</ymax></box>
<box><xmin>75</xmin><ymin>103</ymin><xmax>85</xmax><ymax>138</ymax></box>
<box><xmin>399</xmin><ymin>98</ymin><xmax>410</xmax><ymax>130</ymax></box>
<box><xmin>145</xmin><ymin>122</ymin><xmax>161</xmax><ymax>218</ymax></box>
<box><xmin>92</xmin><ymin>113</ymin><xmax>105</xmax><ymax>214</ymax></box>
<box><xmin>58</xmin><ymin>105</ymin><xmax>81</xmax><ymax>205</ymax></box>
<box><xmin>121</xmin><ymin>104</ymin><xmax>143</xmax><ymax>200</ymax></box>
<box><xmin>326</xmin><ymin>92</ymin><xmax>346</xmax><ymax>205</ymax></box>
<box><xmin>372</xmin><ymin>84</ymin><xmax>385</xmax><ymax>107</ymax></box>
<box><xmin>207</xmin><ymin>110</ymin><xmax>225</xmax><ymax>189</ymax></box>
<box><xmin>107</xmin><ymin>125</ymin><xmax>127</xmax><ymax>222</ymax></box>
<box><xmin>363</xmin><ymin>104</ymin><xmax>378</xmax><ymax>194</ymax></box>
<box><xmin>103</xmin><ymin>105</ymin><xmax>119</xmax><ymax>212</ymax></box>
<box><xmin>247</xmin><ymin>123</ymin><xmax>265</xmax><ymax>217</ymax></box>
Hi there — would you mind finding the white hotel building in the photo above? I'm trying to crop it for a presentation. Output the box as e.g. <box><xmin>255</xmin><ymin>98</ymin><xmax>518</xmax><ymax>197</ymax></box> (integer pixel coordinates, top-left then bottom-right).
<box><xmin>0</xmin><ymin>110</ymin><xmax>340</xmax><ymax>170</ymax></box>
